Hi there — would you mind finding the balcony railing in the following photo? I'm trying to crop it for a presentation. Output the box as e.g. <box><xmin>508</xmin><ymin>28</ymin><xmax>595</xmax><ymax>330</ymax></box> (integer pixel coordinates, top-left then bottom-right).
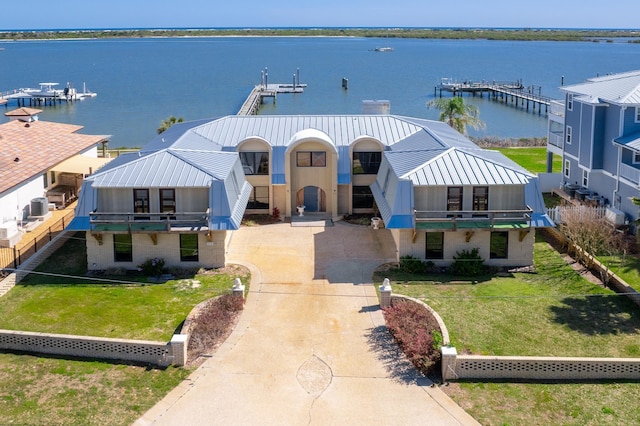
<box><xmin>89</xmin><ymin>211</ymin><xmax>209</xmax><ymax>233</ymax></box>
<box><xmin>620</xmin><ymin>163</ymin><xmax>640</xmax><ymax>185</ymax></box>
<box><xmin>414</xmin><ymin>208</ymin><xmax>533</xmax><ymax>230</ymax></box>
<box><xmin>548</xmin><ymin>131</ymin><xmax>564</xmax><ymax>149</ymax></box>
<box><xmin>549</xmin><ymin>100</ymin><xmax>565</xmax><ymax>117</ymax></box>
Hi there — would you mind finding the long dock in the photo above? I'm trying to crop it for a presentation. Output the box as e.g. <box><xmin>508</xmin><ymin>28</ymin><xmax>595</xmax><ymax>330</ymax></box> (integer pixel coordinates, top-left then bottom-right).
<box><xmin>237</xmin><ymin>82</ymin><xmax>306</xmax><ymax>116</ymax></box>
<box><xmin>435</xmin><ymin>79</ymin><xmax>552</xmax><ymax>115</ymax></box>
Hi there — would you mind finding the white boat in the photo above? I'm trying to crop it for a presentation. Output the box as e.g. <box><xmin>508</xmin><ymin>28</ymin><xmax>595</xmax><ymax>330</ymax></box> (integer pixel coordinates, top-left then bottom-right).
<box><xmin>77</xmin><ymin>82</ymin><xmax>97</xmax><ymax>99</ymax></box>
<box><xmin>374</xmin><ymin>46</ymin><xmax>393</xmax><ymax>52</ymax></box>
<box><xmin>24</xmin><ymin>82</ymin><xmax>65</xmax><ymax>97</ymax></box>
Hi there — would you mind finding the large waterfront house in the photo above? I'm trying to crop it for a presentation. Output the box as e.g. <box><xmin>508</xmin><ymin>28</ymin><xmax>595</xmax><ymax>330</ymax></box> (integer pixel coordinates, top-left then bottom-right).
<box><xmin>0</xmin><ymin>108</ymin><xmax>109</xmax><ymax>247</ymax></box>
<box><xmin>547</xmin><ymin>70</ymin><xmax>640</xmax><ymax>228</ymax></box>
<box><xmin>71</xmin><ymin>114</ymin><xmax>552</xmax><ymax>271</ymax></box>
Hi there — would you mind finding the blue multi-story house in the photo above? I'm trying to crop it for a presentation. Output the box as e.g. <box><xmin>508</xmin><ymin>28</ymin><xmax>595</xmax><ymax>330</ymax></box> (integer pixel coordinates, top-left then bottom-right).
<box><xmin>547</xmin><ymin>70</ymin><xmax>640</xmax><ymax>227</ymax></box>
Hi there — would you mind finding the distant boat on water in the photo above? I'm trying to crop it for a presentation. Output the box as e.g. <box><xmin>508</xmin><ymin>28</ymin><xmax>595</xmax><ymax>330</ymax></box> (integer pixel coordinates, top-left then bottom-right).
<box><xmin>374</xmin><ymin>46</ymin><xmax>393</xmax><ymax>52</ymax></box>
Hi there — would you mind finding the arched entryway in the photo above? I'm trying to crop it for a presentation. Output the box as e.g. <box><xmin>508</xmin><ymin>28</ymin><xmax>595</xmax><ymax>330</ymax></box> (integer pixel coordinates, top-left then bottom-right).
<box><xmin>296</xmin><ymin>186</ymin><xmax>326</xmax><ymax>212</ymax></box>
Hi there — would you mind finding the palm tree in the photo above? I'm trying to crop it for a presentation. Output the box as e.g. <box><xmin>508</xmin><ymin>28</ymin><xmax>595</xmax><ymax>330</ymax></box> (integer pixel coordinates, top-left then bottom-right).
<box><xmin>426</xmin><ymin>97</ymin><xmax>485</xmax><ymax>135</ymax></box>
<box><xmin>157</xmin><ymin>116</ymin><xmax>184</xmax><ymax>134</ymax></box>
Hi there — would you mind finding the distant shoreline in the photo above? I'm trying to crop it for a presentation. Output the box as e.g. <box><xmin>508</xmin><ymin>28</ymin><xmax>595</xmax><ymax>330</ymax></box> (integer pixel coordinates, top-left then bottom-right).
<box><xmin>2</xmin><ymin>28</ymin><xmax>640</xmax><ymax>43</ymax></box>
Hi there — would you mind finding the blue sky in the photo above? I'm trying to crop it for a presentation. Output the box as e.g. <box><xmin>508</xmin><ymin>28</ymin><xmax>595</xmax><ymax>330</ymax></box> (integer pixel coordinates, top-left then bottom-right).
<box><xmin>1</xmin><ymin>0</ymin><xmax>638</xmax><ymax>30</ymax></box>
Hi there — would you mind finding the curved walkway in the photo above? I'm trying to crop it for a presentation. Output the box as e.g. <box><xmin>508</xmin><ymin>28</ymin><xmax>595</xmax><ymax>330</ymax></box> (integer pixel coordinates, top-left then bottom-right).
<box><xmin>136</xmin><ymin>222</ymin><xmax>479</xmax><ymax>425</ymax></box>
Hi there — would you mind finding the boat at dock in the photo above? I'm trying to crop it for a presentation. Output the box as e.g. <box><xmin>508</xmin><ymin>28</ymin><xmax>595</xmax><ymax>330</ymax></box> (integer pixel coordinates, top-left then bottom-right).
<box><xmin>21</xmin><ymin>82</ymin><xmax>71</xmax><ymax>98</ymax></box>
<box><xmin>2</xmin><ymin>81</ymin><xmax>96</xmax><ymax>106</ymax></box>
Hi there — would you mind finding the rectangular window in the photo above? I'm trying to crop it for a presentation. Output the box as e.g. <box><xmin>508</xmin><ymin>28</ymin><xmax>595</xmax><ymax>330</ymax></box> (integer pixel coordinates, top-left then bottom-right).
<box><xmin>240</xmin><ymin>152</ymin><xmax>269</xmax><ymax>175</ymax></box>
<box><xmin>353</xmin><ymin>152</ymin><xmax>382</xmax><ymax>174</ymax></box>
<box><xmin>447</xmin><ymin>187</ymin><xmax>463</xmax><ymax>211</ymax></box>
<box><xmin>636</xmin><ymin>107</ymin><xmax>640</xmax><ymax>123</ymax></box>
<box><xmin>180</xmin><ymin>234</ymin><xmax>199</xmax><ymax>262</ymax></box>
<box><xmin>352</xmin><ymin>186</ymin><xmax>374</xmax><ymax>209</ymax></box>
<box><xmin>582</xmin><ymin>169</ymin><xmax>589</xmax><ymax>187</ymax></box>
<box><xmin>472</xmin><ymin>187</ymin><xmax>488</xmax><ymax>211</ymax></box>
<box><xmin>490</xmin><ymin>232</ymin><xmax>509</xmax><ymax>259</ymax></box>
<box><xmin>50</xmin><ymin>171</ymin><xmax>56</xmax><ymax>185</ymax></box>
<box><xmin>160</xmin><ymin>189</ymin><xmax>176</xmax><ymax>213</ymax></box>
<box><xmin>567</xmin><ymin>93</ymin><xmax>573</xmax><ymax>111</ymax></box>
<box><xmin>566</xmin><ymin>126</ymin><xmax>572</xmax><ymax>144</ymax></box>
<box><xmin>564</xmin><ymin>160</ymin><xmax>570</xmax><ymax>178</ymax></box>
<box><xmin>43</xmin><ymin>173</ymin><xmax>48</xmax><ymax>188</ymax></box>
<box><xmin>296</xmin><ymin>151</ymin><xmax>326</xmax><ymax>167</ymax></box>
<box><xmin>426</xmin><ymin>232</ymin><xmax>444</xmax><ymax>259</ymax></box>
<box><xmin>247</xmin><ymin>186</ymin><xmax>269</xmax><ymax>209</ymax></box>
<box><xmin>114</xmin><ymin>234</ymin><xmax>133</xmax><ymax>262</ymax></box>
<box><xmin>633</xmin><ymin>152</ymin><xmax>640</xmax><ymax>164</ymax></box>
<box><xmin>133</xmin><ymin>189</ymin><xmax>150</xmax><ymax>213</ymax></box>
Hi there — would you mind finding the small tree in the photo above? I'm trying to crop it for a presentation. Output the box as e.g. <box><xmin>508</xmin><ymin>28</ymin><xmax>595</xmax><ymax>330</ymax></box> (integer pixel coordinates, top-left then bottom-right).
<box><xmin>557</xmin><ymin>206</ymin><xmax>621</xmax><ymax>283</ymax></box>
<box><xmin>426</xmin><ymin>97</ymin><xmax>485</xmax><ymax>135</ymax></box>
<box><xmin>157</xmin><ymin>116</ymin><xmax>184</xmax><ymax>134</ymax></box>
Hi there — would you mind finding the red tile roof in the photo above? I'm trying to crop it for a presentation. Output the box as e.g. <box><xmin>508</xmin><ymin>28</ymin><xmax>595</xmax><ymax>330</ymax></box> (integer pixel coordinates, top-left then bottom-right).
<box><xmin>0</xmin><ymin>119</ymin><xmax>109</xmax><ymax>195</ymax></box>
<box><xmin>4</xmin><ymin>107</ymin><xmax>42</xmax><ymax>117</ymax></box>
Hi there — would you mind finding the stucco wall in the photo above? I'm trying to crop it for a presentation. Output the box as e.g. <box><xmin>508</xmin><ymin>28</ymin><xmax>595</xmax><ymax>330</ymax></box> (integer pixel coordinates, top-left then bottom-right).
<box><xmin>1</xmin><ymin>175</ymin><xmax>46</xmax><ymax>224</ymax></box>
<box><xmin>397</xmin><ymin>229</ymin><xmax>535</xmax><ymax>267</ymax></box>
<box><xmin>86</xmin><ymin>231</ymin><xmax>226</xmax><ymax>271</ymax></box>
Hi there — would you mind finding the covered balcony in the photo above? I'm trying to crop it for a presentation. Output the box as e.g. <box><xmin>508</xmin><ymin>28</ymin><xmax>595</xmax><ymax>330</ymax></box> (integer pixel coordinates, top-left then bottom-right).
<box><xmin>414</xmin><ymin>208</ymin><xmax>534</xmax><ymax>231</ymax></box>
<box><xmin>89</xmin><ymin>210</ymin><xmax>210</xmax><ymax>234</ymax></box>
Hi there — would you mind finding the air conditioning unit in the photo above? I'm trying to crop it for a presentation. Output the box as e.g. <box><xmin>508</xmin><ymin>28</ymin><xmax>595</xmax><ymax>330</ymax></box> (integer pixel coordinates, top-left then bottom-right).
<box><xmin>0</xmin><ymin>221</ymin><xmax>18</xmax><ymax>239</ymax></box>
<box><xmin>605</xmin><ymin>207</ymin><xmax>625</xmax><ymax>226</ymax></box>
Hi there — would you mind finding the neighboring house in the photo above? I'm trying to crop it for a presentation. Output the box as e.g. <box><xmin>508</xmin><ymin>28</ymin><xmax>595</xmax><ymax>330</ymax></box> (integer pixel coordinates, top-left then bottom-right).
<box><xmin>0</xmin><ymin>107</ymin><xmax>110</xmax><ymax>247</ymax></box>
<box><xmin>72</xmin><ymin>115</ymin><xmax>551</xmax><ymax>271</ymax></box>
<box><xmin>547</xmin><ymin>70</ymin><xmax>640</xmax><ymax>227</ymax></box>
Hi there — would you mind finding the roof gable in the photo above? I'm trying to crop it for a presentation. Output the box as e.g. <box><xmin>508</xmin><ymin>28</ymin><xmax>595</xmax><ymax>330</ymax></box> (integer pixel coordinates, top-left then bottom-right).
<box><xmin>89</xmin><ymin>149</ymin><xmax>232</xmax><ymax>188</ymax></box>
<box><xmin>399</xmin><ymin>148</ymin><xmax>533</xmax><ymax>186</ymax></box>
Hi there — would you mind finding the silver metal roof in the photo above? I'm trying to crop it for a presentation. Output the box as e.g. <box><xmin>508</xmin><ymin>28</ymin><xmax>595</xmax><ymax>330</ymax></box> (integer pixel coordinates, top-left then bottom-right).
<box><xmin>89</xmin><ymin>149</ymin><xmax>236</xmax><ymax>188</ymax></box>
<box><xmin>190</xmin><ymin>115</ymin><xmax>432</xmax><ymax>148</ymax></box>
<box><xmin>393</xmin><ymin>148</ymin><xmax>533</xmax><ymax>186</ymax></box>
<box><xmin>562</xmin><ymin>70</ymin><xmax>640</xmax><ymax>105</ymax></box>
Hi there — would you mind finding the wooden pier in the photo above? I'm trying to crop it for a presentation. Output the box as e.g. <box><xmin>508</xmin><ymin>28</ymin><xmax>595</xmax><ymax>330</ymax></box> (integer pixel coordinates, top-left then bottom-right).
<box><xmin>435</xmin><ymin>79</ymin><xmax>552</xmax><ymax>115</ymax></box>
<box><xmin>237</xmin><ymin>83</ymin><xmax>306</xmax><ymax>116</ymax></box>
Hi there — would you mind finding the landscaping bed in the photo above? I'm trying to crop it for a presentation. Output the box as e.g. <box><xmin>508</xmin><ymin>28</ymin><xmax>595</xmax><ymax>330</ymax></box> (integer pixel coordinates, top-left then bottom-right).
<box><xmin>378</xmin><ymin>233</ymin><xmax>640</xmax><ymax>425</ymax></box>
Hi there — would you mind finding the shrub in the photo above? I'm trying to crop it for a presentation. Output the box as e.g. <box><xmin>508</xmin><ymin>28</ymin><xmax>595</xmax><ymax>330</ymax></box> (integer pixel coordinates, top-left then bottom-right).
<box><xmin>399</xmin><ymin>255</ymin><xmax>434</xmax><ymax>274</ymax></box>
<box><xmin>138</xmin><ymin>257</ymin><xmax>165</xmax><ymax>277</ymax></box>
<box><xmin>188</xmin><ymin>294</ymin><xmax>244</xmax><ymax>361</ymax></box>
<box><xmin>451</xmin><ymin>248</ymin><xmax>484</xmax><ymax>276</ymax></box>
<box><xmin>383</xmin><ymin>299</ymin><xmax>442</xmax><ymax>375</ymax></box>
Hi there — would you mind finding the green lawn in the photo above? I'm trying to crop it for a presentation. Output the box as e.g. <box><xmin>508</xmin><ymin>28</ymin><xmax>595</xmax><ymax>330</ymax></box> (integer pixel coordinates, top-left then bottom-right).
<box><xmin>0</xmin><ymin>234</ymin><xmax>248</xmax><ymax>341</ymax></box>
<box><xmin>0</xmin><ymin>233</ymin><xmax>248</xmax><ymax>425</ymax></box>
<box><xmin>0</xmin><ymin>353</ymin><xmax>191</xmax><ymax>425</ymax></box>
<box><xmin>492</xmin><ymin>147</ymin><xmax>561</xmax><ymax>174</ymax></box>
<box><xmin>380</xmin><ymin>234</ymin><xmax>640</xmax><ymax>425</ymax></box>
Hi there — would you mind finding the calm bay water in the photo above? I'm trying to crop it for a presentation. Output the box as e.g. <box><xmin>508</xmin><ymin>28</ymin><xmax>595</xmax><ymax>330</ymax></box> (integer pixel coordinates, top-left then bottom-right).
<box><xmin>1</xmin><ymin>36</ymin><xmax>639</xmax><ymax>147</ymax></box>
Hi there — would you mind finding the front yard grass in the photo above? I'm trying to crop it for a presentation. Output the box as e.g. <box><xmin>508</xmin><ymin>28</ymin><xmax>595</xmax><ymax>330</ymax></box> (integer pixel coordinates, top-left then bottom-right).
<box><xmin>378</xmin><ymin>234</ymin><xmax>640</xmax><ymax>425</ymax></box>
<box><xmin>0</xmin><ymin>353</ymin><xmax>191</xmax><ymax>425</ymax></box>
<box><xmin>0</xmin><ymin>232</ymin><xmax>248</xmax><ymax>425</ymax></box>
<box><xmin>0</xmin><ymin>234</ymin><xmax>248</xmax><ymax>341</ymax></box>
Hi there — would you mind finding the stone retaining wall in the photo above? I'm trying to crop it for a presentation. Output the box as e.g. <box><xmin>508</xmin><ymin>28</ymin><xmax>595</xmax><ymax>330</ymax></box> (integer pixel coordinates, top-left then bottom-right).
<box><xmin>0</xmin><ymin>329</ymin><xmax>187</xmax><ymax>367</ymax></box>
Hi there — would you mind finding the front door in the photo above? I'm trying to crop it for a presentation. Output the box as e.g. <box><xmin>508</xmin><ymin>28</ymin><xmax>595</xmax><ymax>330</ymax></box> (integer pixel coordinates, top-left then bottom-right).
<box><xmin>304</xmin><ymin>186</ymin><xmax>319</xmax><ymax>212</ymax></box>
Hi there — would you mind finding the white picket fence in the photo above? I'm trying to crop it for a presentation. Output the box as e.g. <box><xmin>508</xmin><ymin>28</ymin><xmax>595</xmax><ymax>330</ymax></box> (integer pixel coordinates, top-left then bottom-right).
<box><xmin>546</xmin><ymin>205</ymin><xmax>607</xmax><ymax>224</ymax></box>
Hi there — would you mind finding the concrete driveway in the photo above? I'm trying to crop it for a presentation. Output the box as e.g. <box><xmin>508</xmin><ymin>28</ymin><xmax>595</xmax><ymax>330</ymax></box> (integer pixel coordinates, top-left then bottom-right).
<box><xmin>136</xmin><ymin>222</ymin><xmax>479</xmax><ymax>425</ymax></box>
